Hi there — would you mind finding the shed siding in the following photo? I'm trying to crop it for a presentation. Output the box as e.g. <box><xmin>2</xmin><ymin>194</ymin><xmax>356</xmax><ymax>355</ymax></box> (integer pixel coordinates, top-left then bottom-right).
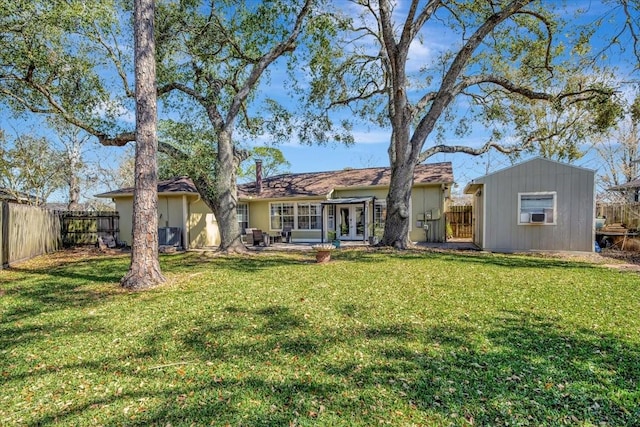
<box><xmin>480</xmin><ymin>158</ymin><xmax>593</xmax><ymax>252</ymax></box>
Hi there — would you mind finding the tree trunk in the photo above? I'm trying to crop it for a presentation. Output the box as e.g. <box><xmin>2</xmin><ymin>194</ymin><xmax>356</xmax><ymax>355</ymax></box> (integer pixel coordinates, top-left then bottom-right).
<box><xmin>67</xmin><ymin>144</ymin><xmax>81</xmax><ymax>210</ymax></box>
<box><xmin>381</xmin><ymin>159</ymin><xmax>415</xmax><ymax>249</ymax></box>
<box><xmin>121</xmin><ymin>0</ymin><xmax>165</xmax><ymax>290</ymax></box>
<box><xmin>67</xmin><ymin>172</ymin><xmax>80</xmax><ymax>210</ymax></box>
<box><xmin>213</xmin><ymin>130</ymin><xmax>246</xmax><ymax>253</ymax></box>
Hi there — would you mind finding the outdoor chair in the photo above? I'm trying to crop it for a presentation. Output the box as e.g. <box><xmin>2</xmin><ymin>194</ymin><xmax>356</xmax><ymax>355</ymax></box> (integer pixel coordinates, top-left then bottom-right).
<box><xmin>281</xmin><ymin>226</ymin><xmax>292</xmax><ymax>243</ymax></box>
<box><xmin>252</xmin><ymin>229</ymin><xmax>264</xmax><ymax>246</ymax></box>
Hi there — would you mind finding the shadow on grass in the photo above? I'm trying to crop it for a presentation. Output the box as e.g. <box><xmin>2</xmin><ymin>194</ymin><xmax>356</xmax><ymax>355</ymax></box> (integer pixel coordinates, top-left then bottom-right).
<box><xmin>2</xmin><ymin>258</ymin><xmax>127</xmax><ymax>326</ymax></box>
<box><xmin>387</xmin><ymin>249</ymin><xmax>600</xmax><ymax>270</ymax></box>
<box><xmin>14</xmin><ymin>303</ymin><xmax>640</xmax><ymax>426</ymax></box>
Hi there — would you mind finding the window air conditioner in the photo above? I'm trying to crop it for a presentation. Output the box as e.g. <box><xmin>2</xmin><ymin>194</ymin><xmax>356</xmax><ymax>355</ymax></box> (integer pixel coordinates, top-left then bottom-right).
<box><xmin>530</xmin><ymin>213</ymin><xmax>546</xmax><ymax>223</ymax></box>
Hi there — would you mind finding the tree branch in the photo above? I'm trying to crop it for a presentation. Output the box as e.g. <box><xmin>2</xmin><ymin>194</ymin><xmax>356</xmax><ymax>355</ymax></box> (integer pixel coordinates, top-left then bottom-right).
<box><xmin>417</xmin><ymin>134</ymin><xmax>538</xmax><ymax>164</ymax></box>
<box><xmin>411</xmin><ymin>0</ymin><xmax>533</xmax><ymax>150</ymax></box>
<box><xmin>225</xmin><ymin>0</ymin><xmax>313</xmax><ymax>128</ymax></box>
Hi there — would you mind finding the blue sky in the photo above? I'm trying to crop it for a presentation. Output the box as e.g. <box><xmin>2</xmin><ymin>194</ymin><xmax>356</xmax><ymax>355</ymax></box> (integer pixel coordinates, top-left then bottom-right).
<box><xmin>1</xmin><ymin>0</ymin><xmax>638</xmax><ymax>202</ymax></box>
<box><xmin>245</xmin><ymin>0</ymin><xmax>639</xmax><ymax>196</ymax></box>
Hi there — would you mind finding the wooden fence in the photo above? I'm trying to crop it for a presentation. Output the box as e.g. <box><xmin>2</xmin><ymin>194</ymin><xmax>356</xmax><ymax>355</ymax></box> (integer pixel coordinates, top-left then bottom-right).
<box><xmin>596</xmin><ymin>202</ymin><xmax>640</xmax><ymax>230</ymax></box>
<box><xmin>446</xmin><ymin>205</ymin><xmax>473</xmax><ymax>239</ymax></box>
<box><xmin>0</xmin><ymin>203</ymin><xmax>119</xmax><ymax>268</ymax></box>
<box><xmin>1</xmin><ymin>202</ymin><xmax>62</xmax><ymax>268</ymax></box>
<box><xmin>59</xmin><ymin>211</ymin><xmax>120</xmax><ymax>247</ymax></box>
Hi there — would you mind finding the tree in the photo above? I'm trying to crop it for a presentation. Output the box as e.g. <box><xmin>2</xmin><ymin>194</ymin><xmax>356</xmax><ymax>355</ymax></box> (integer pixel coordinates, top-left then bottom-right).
<box><xmin>307</xmin><ymin>0</ymin><xmax>618</xmax><ymax>248</ymax></box>
<box><xmin>0</xmin><ymin>132</ymin><xmax>66</xmax><ymax>204</ymax></box>
<box><xmin>151</xmin><ymin>0</ymin><xmax>321</xmax><ymax>253</ymax></box>
<box><xmin>0</xmin><ymin>0</ymin><xmax>327</xmax><ymax>253</ymax></box>
<box><xmin>120</xmin><ymin>0</ymin><xmax>165</xmax><ymax>289</ymax></box>
<box><xmin>47</xmin><ymin>118</ymin><xmax>92</xmax><ymax>210</ymax></box>
<box><xmin>596</xmin><ymin>94</ymin><xmax>640</xmax><ymax>201</ymax></box>
<box><xmin>238</xmin><ymin>146</ymin><xmax>291</xmax><ymax>182</ymax></box>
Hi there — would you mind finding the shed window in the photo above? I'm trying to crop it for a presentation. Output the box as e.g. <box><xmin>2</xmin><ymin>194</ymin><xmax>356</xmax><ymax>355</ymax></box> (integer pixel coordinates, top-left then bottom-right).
<box><xmin>518</xmin><ymin>192</ymin><xmax>556</xmax><ymax>225</ymax></box>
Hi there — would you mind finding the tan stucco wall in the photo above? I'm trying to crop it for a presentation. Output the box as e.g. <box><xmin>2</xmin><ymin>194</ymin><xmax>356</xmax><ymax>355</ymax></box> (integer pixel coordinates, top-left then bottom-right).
<box><xmin>244</xmin><ymin>198</ymin><xmax>326</xmax><ymax>242</ymax></box>
<box><xmin>410</xmin><ymin>185</ymin><xmax>447</xmax><ymax>243</ymax></box>
<box><xmin>157</xmin><ymin>196</ymin><xmax>184</xmax><ymax>230</ymax></box>
<box><xmin>188</xmin><ymin>199</ymin><xmax>219</xmax><ymax>248</ymax></box>
<box><xmin>113</xmin><ymin>183</ymin><xmax>448</xmax><ymax>247</ymax></box>
<box><xmin>241</xmin><ymin>185</ymin><xmax>447</xmax><ymax>243</ymax></box>
<box><xmin>114</xmin><ymin>197</ymin><xmax>134</xmax><ymax>245</ymax></box>
<box><xmin>336</xmin><ymin>185</ymin><xmax>447</xmax><ymax>242</ymax></box>
<box><xmin>113</xmin><ymin>195</ymin><xmax>219</xmax><ymax>248</ymax></box>
<box><xmin>247</xmin><ymin>200</ymin><xmax>271</xmax><ymax>232</ymax></box>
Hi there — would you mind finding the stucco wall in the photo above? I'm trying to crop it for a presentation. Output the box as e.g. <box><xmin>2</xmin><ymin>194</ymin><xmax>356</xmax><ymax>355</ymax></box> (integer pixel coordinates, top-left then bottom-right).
<box><xmin>115</xmin><ymin>195</ymin><xmax>219</xmax><ymax>248</ymax></box>
<box><xmin>479</xmin><ymin>158</ymin><xmax>594</xmax><ymax>252</ymax></box>
<box><xmin>157</xmin><ymin>196</ymin><xmax>184</xmax><ymax>229</ymax></box>
<box><xmin>188</xmin><ymin>199</ymin><xmax>219</xmax><ymax>248</ymax></box>
<box><xmin>114</xmin><ymin>197</ymin><xmax>133</xmax><ymax>246</ymax></box>
<box><xmin>246</xmin><ymin>198</ymin><xmax>325</xmax><ymax>242</ymax></box>
<box><xmin>409</xmin><ymin>185</ymin><xmax>447</xmax><ymax>243</ymax></box>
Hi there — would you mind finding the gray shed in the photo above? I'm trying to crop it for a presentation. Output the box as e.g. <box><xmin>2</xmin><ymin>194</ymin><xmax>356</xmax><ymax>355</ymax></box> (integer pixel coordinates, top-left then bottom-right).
<box><xmin>464</xmin><ymin>158</ymin><xmax>595</xmax><ymax>252</ymax></box>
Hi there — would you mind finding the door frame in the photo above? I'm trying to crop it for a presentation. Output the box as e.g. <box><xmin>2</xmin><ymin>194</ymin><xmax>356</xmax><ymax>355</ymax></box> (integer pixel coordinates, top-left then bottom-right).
<box><xmin>337</xmin><ymin>204</ymin><xmax>365</xmax><ymax>240</ymax></box>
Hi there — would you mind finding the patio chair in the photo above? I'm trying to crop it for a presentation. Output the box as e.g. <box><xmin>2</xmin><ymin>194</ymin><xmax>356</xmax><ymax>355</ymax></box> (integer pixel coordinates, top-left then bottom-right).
<box><xmin>252</xmin><ymin>229</ymin><xmax>264</xmax><ymax>246</ymax></box>
<box><xmin>281</xmin><ymin>226</ymin><xmax>292</xmax><ymax>243</ymax></box>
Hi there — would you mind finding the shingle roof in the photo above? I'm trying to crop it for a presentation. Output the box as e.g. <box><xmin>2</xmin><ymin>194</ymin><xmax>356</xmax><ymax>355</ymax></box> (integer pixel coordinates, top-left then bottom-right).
<box><xmin>95</xmin><ymin>176</ymin><xmax>198</xmax><ymax>198</ymax></box>
<box><xmin>0</xmin><ymin>188</ymin><xmax>37</xmax><ymax>203</ymax></box>
<box><xmin>608</xmin><ymin>178</ymin><xmax>640</xmax><ymax>191</ymax></box>
<box><xmin>238</xmin><ymin>162</ymin><xmax>453</xmax><ymax>199</ymax></box>
<box><xmin>95</xmin><ymin>163</ymin><xmax>454</xmax><ymax>200</ymax></box>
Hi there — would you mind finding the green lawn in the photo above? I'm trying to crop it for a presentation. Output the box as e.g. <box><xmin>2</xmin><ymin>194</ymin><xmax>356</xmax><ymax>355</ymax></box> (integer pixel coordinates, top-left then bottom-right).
<box><xmin>1</xmin><ymin>248</ymin><xmax>639</xmax><ymax>426</ymax></box>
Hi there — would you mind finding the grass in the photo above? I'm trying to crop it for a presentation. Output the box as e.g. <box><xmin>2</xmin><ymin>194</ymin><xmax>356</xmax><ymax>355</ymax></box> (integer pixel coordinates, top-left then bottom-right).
<box><xmin>1</xmin><ymin>248</ymin><xmax>639</xmax><ymax>426</ymax></box>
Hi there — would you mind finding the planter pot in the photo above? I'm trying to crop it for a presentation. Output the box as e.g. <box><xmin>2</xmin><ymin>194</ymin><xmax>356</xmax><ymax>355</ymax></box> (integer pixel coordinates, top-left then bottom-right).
<box><xmin>332</xmin><ymin>239</ymin><xmax>341</xmax><ymax>248</ymax></box>
<box><xmin>368</xmin><ymin>236</ymin><xmax>379</xmax><ymax>245</ymax></box>
<box><xmin>315</xmin><ymin>250</ymin><xmax>332</xmax><ymax>263</ymax></box>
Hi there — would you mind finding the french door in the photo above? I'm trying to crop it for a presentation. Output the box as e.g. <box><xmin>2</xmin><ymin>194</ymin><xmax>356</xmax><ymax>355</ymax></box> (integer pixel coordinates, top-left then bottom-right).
<box><xmin>337</xmin><ymin>205</ymin><xmax>364</xmax><ymax>240</ymax></box>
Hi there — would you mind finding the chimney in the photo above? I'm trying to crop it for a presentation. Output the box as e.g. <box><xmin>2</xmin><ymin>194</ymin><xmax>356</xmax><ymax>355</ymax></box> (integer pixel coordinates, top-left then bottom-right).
<box><xmin>255</xmin><ymin>159</ymin><xmax>263</xmax><ymax>194</ymax></box>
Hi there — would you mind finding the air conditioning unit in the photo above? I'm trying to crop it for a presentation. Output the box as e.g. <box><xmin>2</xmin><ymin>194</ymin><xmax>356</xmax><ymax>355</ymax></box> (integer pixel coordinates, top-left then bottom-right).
<box><xmin>158</xmin><ymin>227</ymin><xmax>181</xmax><ymax>246</ymax></box>
<box><xmin>530</xmin><ymin>213</ymin><xmax>546</xmax><ymax>223</ymax></box>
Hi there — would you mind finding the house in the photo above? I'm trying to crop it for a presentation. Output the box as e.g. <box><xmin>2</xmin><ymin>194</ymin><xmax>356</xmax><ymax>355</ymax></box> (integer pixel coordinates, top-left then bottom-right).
<box><xmin>464</xmin><ymin>157</ymin><xmax>595</xmax><ymax>253</ymax></box>
<box><xmin>97</xmin><ymin>162</ymin><xmax>454</xmax><ymax>248</ymax></box>
<box><xmin>0</xmin><ymin>188</ymin><xmax>38</xmax><ymax>204</ymax></box>
<box><xmin>96</xmin><ymin>177</ymin><xmax>218</xmax><ymax>248</ymax></box>
<box><xmin>606</xmin><ymin>179</ymin><xmax>640</xmax><ymax>203</ymax></box>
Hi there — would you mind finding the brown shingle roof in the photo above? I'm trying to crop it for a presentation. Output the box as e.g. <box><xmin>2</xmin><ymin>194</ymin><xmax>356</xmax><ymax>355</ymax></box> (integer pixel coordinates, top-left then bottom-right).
<box><xmin>95</xmin><ymin>176</ymin><xmax>198</xmax><ymax>198</ymax></box>
<box><xmin>238</xmin><ymin>162</ymin><xmax>453</xmax><ymax>199</ymax></box>
<box><xmin>95</xmin><ymin>163</ymin><xmax>454</xmax><ymax>200</ymax></box>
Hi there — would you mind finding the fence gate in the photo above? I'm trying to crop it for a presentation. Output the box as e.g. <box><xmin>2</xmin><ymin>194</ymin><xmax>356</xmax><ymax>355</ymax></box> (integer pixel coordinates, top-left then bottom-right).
<box><xmin>59</xmin><ymin>211</ymin><xmax>119</xmax><ymax>247</ymax></box>
<box><xmin>446</xmin><ymin>205</ymin><xmax>473</xmax><ymax>239</ymax></box>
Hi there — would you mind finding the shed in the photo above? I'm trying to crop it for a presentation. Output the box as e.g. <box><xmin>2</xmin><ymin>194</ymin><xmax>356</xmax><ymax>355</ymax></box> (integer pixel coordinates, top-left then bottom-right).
<box><xmin>464</xmin><ymin>157</ymin><xmax>595</xmax><ymax>252</ymax></box>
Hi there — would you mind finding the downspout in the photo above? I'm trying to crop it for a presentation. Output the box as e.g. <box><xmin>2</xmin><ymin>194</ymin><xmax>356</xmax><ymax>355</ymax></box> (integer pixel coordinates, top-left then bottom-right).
<box><xmin>440</xmin><ymin>184</ymin><xmax>445</xmax><ymax>243</ymax></box>
<box><xmin>363</xmin><ymin>200</ymin><xmax>368</xmax><ymax>242</ymax></box>
<box><xmin>182</xmin><ymin>194</ymin><xmax>189</xmax><ymax>250</ymax></box>
<box><xmin>321</xmin><ymin>204</ymin><xmax>325</xmax><ymax>243</ymax></box>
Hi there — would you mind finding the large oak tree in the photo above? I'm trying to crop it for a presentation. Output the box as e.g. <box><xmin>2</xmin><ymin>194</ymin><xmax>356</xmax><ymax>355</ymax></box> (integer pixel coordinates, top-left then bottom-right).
<box><xmin>307</xmin><ymin>0</ymin><xmax>619</xmax><ymax>248</ymax></box>
<box><xmin>0</xmin><ymin>0</ymin><xmax>329</xmax><ymax>255</ymax></box>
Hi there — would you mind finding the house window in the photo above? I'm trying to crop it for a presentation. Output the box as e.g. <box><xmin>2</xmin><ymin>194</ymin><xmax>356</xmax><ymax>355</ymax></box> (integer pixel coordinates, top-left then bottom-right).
<box><xmin>237</xmin><ymin>203</ymin><xmax>249</xmax><ymax>232</ymax></box>
<box><xmin>297</xmin><ymin>203</ymin><xmax>322</xmax><ymax>230</ymax></box>
<box><xmin>518</xmin><ymin>192</ymin><xmax>556</xmax><ymax>225</ymax></box>
<box><xmin>270</xmin><ymin>202</ymin><xmax>294</xmax><ymax>230</ymax></box>
<box><xmin>374</xmin><ymin>200</ymin><xmax>387</xmax><ymax>228</ymax></box>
